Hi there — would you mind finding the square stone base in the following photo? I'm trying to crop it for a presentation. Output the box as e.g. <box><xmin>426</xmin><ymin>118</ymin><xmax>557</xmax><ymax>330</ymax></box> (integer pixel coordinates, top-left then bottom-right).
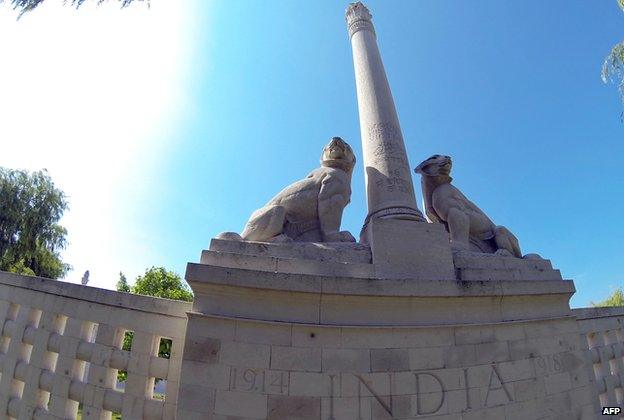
<box><xmin>362</xmin><ymin>218</ymin><xmax>455</xmax><ymax>280</ymax></box>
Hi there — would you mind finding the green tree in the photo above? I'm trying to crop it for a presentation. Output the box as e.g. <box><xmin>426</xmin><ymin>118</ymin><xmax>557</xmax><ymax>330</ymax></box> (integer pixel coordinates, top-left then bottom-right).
<box><xmin>116</xmin><ymin>271</ymin><xmax>130</xmax><ymax>293</ymax></box>
<box><xmin>132</xmin><ymin>266</ymin><xmax>194</xmax><ymax>302</ymax></box>
<box><xmin>115</xmin><ymin>268</ymin><xmax>192</xmax><ymax>382</ymax></box>
<box><xmin>592</xmin><ymin>288</ymin><xmax>624</xmax><ymax>307</ymax></box>
<box><xmin>602</xmin><ymin>1</ymin><xmax>624</xmax><ymax>106</ymax></box>
<box><xmin>0</xmin><ymin>168</ymin><xmax>70</xmax><ymax>279</ymax></box>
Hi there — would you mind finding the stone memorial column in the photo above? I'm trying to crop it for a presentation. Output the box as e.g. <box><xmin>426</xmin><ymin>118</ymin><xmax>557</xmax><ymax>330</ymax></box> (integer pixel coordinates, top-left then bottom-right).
<box><xmin>346</xmin><ymin>1</ymin><xmax>424</xmax><ymax>227</ymax></box>
<box><xmin>173</xmin><ymin>5</ymin><xmax>598</xmax><ymax>419</ymax></box>
<box><xmin>346</xmin><ymin>2</ymin><xmax>454</xmax><ymax>279</ymax></box>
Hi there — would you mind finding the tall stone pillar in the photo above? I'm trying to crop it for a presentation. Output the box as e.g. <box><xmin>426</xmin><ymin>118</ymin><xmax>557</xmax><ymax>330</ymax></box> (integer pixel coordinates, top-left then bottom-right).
<box><xmin>346</xmin><ymin>2</ymin><xmax>454</xmax><ymax>279</ymax></box>
<box><xmin>346</xmin><ymin>2</ymin><xmax>424</xmax><ymax>227</ymax></box>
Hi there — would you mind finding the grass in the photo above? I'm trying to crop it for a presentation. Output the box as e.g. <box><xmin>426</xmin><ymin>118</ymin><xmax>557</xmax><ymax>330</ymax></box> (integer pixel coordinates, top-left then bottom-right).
<box><xmin>113</xmin><ymin>414</ymin><xmax>122</xmax><ymax>420</ymax></box>
<box><xmin>76</xmin><ymin>410</ymin><xmax>122</xmax><ymax>419</ymax></box>
<box><xmin>75</xmin><ymin>395</ymin><xmax>163</xmax><ymax>419</ymax></box>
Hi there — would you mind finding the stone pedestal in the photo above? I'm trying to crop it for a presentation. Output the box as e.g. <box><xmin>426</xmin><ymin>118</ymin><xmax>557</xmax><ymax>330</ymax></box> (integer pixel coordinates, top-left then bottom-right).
<box><xmin>363</xmin><ymin>218</ymin><xmax>455</xmax><ymax>280</ymax></box>
<box><xmin>176</xmin><ymin>239</ymin><xmax>597</xmax><ymax>419</ymax></box>
<box><xmin>173</xmin><ymin>3</ymin><xmax>598</xmax><ymax>418</ymax></box>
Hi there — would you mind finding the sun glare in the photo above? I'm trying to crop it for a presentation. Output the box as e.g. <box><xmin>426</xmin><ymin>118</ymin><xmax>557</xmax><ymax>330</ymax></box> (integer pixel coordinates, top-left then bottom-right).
<box><xmin>0</xmin><ymin>0</ymin><xmax>198</xmax><ymax>288</ymax></box>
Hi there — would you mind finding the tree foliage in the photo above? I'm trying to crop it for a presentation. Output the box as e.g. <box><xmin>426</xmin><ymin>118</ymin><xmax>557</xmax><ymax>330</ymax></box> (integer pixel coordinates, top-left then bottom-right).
<box><xmin>602</xmin><ymin>1</ymin><xmax>624</xmax><ymax>105</ymax></box>
<box><xmin>115</xmin><ymin>268</ymin><xmax>192</xmax><ymax>382</ymax></box>
<box><xmin>0</xmin><ymin>168</ymin><xmax>70</xmax><ymax>279</ymax></box>
<box><xmin>592</xmin><ymin>288</ymin><xmax>624</xmax><ymax>307</ymax></box>
<box><xmin>3</xmin><ymin>0</ymin><xmax>143</xmax><ymax>16</ymax></box>
<box><xmin>116</xmin><ymin>271</ymin><xmax>131</xmax><ymax>293</ymax></box>
<box><xmin>131</xmin><ymin>266</ymin><xmax>194</xmax><ymax>302</ymax></box>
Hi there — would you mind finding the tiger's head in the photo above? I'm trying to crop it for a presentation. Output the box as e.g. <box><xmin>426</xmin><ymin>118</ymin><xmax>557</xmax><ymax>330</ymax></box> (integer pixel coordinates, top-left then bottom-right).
<box><xmin>321</xmin><ymin>137</ymin><xmax>356</xmax><ymax>173</ymax></box>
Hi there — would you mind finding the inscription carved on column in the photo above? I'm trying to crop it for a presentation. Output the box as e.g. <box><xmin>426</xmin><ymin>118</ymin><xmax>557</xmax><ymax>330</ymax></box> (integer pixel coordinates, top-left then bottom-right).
<box><xmin>368</xmin><ymin>123</ymin><xmax>412</xmax><ymax>195</ymax></box>
<box><xmin>369</xmin><ymin>123</ymin><xmax>404</xmax><ymax>158</ymax></box>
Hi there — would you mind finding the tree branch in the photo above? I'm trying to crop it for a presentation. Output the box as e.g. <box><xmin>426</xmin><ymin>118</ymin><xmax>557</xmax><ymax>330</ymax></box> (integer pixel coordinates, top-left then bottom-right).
<box><xmin>2</xmin><ymin>0</ymin><xmax>144</xmax><ymax>17</ymax></box>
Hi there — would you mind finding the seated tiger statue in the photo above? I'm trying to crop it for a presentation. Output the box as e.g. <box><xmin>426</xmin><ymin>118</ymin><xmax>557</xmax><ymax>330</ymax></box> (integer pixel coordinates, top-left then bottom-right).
<box><xmin>414</xmin><ymin>154</ymin><xmax>540</xmax><ymax>259</ymax></box>
<box><xmin>218</xmin><ymin>137</ymin><xmax>356</xmax><ymax>243</ymax></box>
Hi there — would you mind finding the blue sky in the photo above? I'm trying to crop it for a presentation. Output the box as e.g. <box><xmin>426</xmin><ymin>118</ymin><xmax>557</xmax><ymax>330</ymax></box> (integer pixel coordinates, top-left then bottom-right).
<box><xmin>1</xmin><ymin>1</ymin><xmax>622</xmax><ymax>307</ymax></box>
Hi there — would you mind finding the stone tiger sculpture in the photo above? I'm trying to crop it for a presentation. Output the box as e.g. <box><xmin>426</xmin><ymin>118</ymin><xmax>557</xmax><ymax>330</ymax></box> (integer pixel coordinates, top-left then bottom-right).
<box><xmin>219</xmin><ymin>137</ymin><xmax>356</xmax><ymax>243</ymax></box>
<box><xmin>415</xmin><ymin>154</ymin><xmax>539</xmax><ymax>259</ymax></box>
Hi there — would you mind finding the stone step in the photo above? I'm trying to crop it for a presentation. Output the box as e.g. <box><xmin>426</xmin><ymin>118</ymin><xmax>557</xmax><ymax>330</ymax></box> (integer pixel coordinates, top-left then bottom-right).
<box><xmin>453</xmin><ymin>251</ymin><xmax>554</xmax><ymax>271</ymax></box>
<box><xmin>186</xmin><ymin>262</ymin><xmax>576</xmax><ymax>298</ymax></box>
<box><xmin>200</xmin><ymin>249</ymin><xmax>375</xmax><ymax>278</ymax></box>
<box><xmin>457</xmin><ymin>267</ymin><xmax>562</xmax><ymax>281</ymax></box>
<box><xmin>209</xmin><ymin>238</ymin><xmax>372</xmax><ymax>264</ymax></box>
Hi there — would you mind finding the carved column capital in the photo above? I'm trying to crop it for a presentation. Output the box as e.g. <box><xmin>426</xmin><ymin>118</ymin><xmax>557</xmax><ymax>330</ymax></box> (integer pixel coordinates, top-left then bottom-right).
<box><xmin>345</xmin><ymin>2</ymin><xmax>375</xmax><ymax>38</ymax></box>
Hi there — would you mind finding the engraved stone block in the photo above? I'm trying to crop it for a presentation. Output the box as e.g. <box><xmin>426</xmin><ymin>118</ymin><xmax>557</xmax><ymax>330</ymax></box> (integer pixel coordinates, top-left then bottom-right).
<box><xmin>409</xmin><ymin>347</ymin><xmax>445</xmax><ymax>370</ymax></box>
<box><xmin>289</xmin><ymin>372</ymin><xmax>332</xmax><ymax>397</ymax></box>
<box><xmin>475</xmin><ymin>342</ymin><xmax>510</xmax><ymax>364</ymax></box>
<box><xmin>270</xmin><ymin>346</ymin><xmax>322</xmax><ymax>372</ymax></box>
<box><xmin>220</xmin><ymin>341</ymin><xmax>270</xmax><ymax>369</ymax></box>
<box><xmin>176</xmin><ymin>383</ymin><xmax>219</xmax><ymax>414</ymax></box>
<box><xmin>322</xmin><ymin>348</ymin><xmax>370</xmax><ymax>373</ymax></box>
<box><xmin>444</xmin><ymin>345</ymin><xmax>477</xmax><ymax>368</ymax></box>
<box><xmin>183</xmin><ymin>336</ymin><xmax>220</xmax><ymax>364</ymax></box>
<box><xmin>267</xmin><ymin>395</ymin><xmax>320</xmax><ymax>420</ymax></box>
<box><xmin>370</xmin><ymin>348</ymin><xmax>409</xmax><ymax>372</ymax></box>
<box><xmin>214</xmin><ymin>390</ymin><xmax>267</xmax><ymax>418</ymax></box>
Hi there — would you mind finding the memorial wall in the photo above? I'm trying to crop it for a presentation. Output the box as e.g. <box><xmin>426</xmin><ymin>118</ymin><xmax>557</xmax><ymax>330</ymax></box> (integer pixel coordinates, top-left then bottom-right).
<box><xmin>0</xmin><ymin>2</ymin><xmax>618</xmax><ymax>419</ymax></box>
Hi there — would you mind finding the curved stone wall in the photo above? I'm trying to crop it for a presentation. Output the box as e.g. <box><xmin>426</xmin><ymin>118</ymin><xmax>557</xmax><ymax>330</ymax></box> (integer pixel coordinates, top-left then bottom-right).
<box><xmin>0</xmin><ymin>272</ymin><xmax>190</xmax><ymax>420</ymax></box>
<box><xmin>574</xmin><ymin>306</ymin><xmax>624</xmax><ymax>415</ymax></box>
<box><xmin>1</xmin><ymin>246</ymin><xmax>621</xmax><ymax>419</ymax></box>
<box><xmin>177</xmin><ymin>239</ymin><xmax>600</xmax><ymax>419</ymax></box>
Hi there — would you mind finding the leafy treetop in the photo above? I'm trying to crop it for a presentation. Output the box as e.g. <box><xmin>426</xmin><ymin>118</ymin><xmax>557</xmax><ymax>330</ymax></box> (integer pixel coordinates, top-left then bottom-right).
<box><xmin>592</xmin><ymin>288</ymin><xmax>624</xmax><ymax>307</ymax></box>
<box><xmin>115</xmin><ymin>268</ymin><xmax>192</xmax><ymax>382</ymax></box>
<box><xmin>116</xmin><ymin>271</ymin><xmax>131</xmax><ymax>293</ymax></box>
<box><xmin>0</xmin><ymin>167</ymin><xmax>70</xmax><ymax>279</ymax></box>
<box><xmin>4</xmin><ymin>0</ymin><xmax>142</xmax><ymax>16</ymax></box>
<box><xmin>602</xmin><ymin>1</ymin><xmax>624</xmax><ymax>107</ymax></box>
<box><xmin>127</xmin><ymin>266</ymin><xmax>194</xmax><ymax>302</ymax></box>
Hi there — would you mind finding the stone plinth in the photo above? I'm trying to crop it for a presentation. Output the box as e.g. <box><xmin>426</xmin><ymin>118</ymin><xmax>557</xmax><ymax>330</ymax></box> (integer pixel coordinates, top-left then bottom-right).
<box><xmin>176</xmin><ymin>240</ymin><xmax>596</xmax><ymax>419</ymax></box>
<box><xmin>363</xmin><ymin>219</ymin><xmax>455</xmax><ymax>281</ymax></box>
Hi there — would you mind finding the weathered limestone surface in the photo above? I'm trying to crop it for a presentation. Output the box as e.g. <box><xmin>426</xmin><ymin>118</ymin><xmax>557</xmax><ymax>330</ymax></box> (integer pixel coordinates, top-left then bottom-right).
<box><xmin>179</xmin><ymin>315</ymin><xmax>597</xmax><ymax>419</ymax></box>
<box><xmin>177</xmin><ymin>237</ymin><xmax>599</xmax><ymax>419</ymax></box>
<box><xmin>454</xmin><ymin>251</ymin><xmax>562</xmax><ymax>282</ymax></box>
<box><xmin>346</xmin><ymin>1</ymin><xmax>424</xmax><ymax>224</ymax></box>
<box><xmin>0</xmin><ymin>271</ymin><xmax>191</xmax><ymax>420</ymax></box>
<box><xmin>0</xmin><ymin>264</ymin><xmax>609</xmax><ymax>420</ymax></box>
<box><xmin>203</xmin><ymin>239</ymin><xmax>562</xmax><ymax>282</ymax></box>
<box><xmin>209</xmin><ymin>238</ymin><xmax>372</xmax><ymax>264</ymax></box>
<box><xmin>0</xmin><ymin>264</ymin><xmax>607</xmax><ymax>420</ymax></box>
<box><xmin>346</xmin><ymin>2</ymin><xmax>459</xmax><ymax>281</ymax></box>
<box><xmin>574</xmin><ymin>306</ymin><xmax>624</xmax><ymax>417</ymax></box>
<box><xmin>174</xmin><ymin>1</ymin><xmax>600</xmax><ymax>415</ymax></box>
<box><xmin>364</xmin><ymin>219</ymin><xmax>455</xmax><ymax>280</ymax></box>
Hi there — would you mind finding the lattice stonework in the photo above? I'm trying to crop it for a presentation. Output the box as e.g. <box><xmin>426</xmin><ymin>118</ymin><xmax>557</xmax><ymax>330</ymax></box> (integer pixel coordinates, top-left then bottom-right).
<box><xmin>0</xmin><ymin>273</ymin><xmax>190</xmax><ymax>420</ymax></box>
<box><xmin>575</xmin><ymin>307</ymin><xmax>624</xmax><ymax>415</ymax></box>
